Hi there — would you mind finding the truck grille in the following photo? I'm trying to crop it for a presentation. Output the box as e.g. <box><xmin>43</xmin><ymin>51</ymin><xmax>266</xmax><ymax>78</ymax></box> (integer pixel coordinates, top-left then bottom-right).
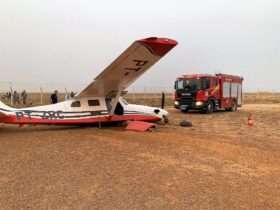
<box><xmin>180</xmin><ymin>95</ymin><xmax>194</xmax><ymax>105</ymax></box>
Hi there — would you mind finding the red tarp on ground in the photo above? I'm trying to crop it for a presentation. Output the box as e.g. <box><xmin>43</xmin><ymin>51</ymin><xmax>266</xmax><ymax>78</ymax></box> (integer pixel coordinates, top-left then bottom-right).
<box><xmin>125</xmin><ymin>121</ymin><xmax>157</xmax><ymax>132</ymax></box>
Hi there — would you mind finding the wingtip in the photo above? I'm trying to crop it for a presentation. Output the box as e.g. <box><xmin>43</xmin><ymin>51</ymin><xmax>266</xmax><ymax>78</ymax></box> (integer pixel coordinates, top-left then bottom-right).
<box><xmin>137</xmin><ymin>37</ymin><xmax>178</xmax><ymax>57</ymax></box>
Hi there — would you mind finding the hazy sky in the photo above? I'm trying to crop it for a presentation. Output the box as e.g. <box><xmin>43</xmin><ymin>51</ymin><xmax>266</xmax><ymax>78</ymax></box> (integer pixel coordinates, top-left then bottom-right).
<box><xmin>0</xmin><ymin>0</ymin><xmax>279</xmax><ymax>92</ymax></box>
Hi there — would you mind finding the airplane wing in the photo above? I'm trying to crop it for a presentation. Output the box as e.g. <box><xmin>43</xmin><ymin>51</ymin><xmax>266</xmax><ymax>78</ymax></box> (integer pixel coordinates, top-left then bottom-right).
<box><xmin>78</xmin><ymin>37</ymin><xmax>177</xmax><ymax>98</ymax></box>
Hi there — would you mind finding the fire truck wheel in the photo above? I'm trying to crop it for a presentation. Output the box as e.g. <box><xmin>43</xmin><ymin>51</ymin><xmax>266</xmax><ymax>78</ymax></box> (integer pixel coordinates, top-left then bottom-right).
<box><xmin>204</xmin><ymin>101</ymin><xmax>214</xmax><ymax>114</ymax></box>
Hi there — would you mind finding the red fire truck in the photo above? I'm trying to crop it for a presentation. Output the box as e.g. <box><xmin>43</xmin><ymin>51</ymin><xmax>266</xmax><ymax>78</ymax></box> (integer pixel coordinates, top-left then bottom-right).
<box><xmin>174</xmin><ymin>73</ymin><xmax>243</xmax><ymax>113</ymax></box>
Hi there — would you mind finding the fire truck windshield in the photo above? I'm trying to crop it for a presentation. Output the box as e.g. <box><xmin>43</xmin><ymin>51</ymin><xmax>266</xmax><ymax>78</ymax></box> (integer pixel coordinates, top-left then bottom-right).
<box><xmin>175</xmin><ymin>78</ymin><xmax>210</xmax><ymax>91</ymax></box>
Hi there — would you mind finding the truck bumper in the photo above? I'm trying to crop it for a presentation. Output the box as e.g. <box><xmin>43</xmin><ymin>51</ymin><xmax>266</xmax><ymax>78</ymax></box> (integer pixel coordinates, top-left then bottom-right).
<box><xmin>174</xmin><ymin>100</ymin><xmax>207</xmax><ymax>111</ymax></box>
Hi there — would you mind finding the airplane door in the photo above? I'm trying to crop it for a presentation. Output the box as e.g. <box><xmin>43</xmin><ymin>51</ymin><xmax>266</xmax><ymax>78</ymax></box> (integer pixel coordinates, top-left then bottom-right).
<box><xmin>105</xmin><ymin>97</ymin><xmax>124</xmax><ymax>115</ymax></box>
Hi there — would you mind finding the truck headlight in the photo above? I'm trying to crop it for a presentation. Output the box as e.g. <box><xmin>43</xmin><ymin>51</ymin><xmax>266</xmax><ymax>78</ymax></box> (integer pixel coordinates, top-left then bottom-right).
<box><xmin>174</xmin><ymin>101</ymin><xmax>179</xmax><ymax>106</ymax></box>
<box><xmin>196</xmin><ymin>101</ymin><xmax>203</xmax><ymax>106</ymax></box>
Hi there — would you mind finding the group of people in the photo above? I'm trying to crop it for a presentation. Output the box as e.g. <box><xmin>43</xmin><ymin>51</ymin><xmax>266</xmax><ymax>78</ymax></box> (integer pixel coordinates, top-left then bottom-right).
<box><xmin>2</xmin><ymin>90</ymin><xmax>28</xmax><ymax>105</ymax></box>
<box><xmin>1</xmin><ymin>90</ymin><xmax>75</xmax><ymax>106</ymax></box>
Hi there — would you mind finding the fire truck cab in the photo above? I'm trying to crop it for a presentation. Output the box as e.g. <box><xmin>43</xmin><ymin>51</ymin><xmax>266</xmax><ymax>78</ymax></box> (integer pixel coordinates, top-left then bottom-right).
<box><xmin>174</xmin><ymin>73</ymin><xmax>243</xmax><ymax>113</ymax></box>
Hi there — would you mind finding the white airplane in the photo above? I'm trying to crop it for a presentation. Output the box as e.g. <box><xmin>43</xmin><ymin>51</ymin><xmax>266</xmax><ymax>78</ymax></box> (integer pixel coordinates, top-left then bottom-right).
<box><xmin>0</xmin><ymin>37</ymin><xmax>177</xmax><ymax>126</ymax></box>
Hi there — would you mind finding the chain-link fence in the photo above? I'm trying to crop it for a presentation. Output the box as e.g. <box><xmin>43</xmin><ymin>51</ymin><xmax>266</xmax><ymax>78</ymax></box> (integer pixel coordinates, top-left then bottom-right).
<box><xmin>0</xmin><ymin>81</ymin><xmax>78</xmax><ymax>106</ymax></box>
<box><xmin>2</xmin><ymin>81</ymin><xmax>279</xmax><ymax>107</ymax></box>
<box><xmin>0</xmin><ymin>81</ymin><xmax>174</xmax><ymax>107</ymax></box>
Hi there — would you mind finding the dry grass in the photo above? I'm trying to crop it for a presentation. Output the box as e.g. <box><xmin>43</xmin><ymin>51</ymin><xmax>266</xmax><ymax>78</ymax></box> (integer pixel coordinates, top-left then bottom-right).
<box><xmin>126</xmin><ymin>92</ymin><xmax>280</xmax><ymax>106</ymax></box>
<box><xmin>244</xmin><ymin>92</ymin><xmax>280</xmax><ymax>104</ymax></box>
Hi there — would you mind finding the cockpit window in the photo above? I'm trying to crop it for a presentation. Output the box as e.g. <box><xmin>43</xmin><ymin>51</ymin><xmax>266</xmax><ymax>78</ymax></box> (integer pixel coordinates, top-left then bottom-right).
<box><xmin>202</xmin><ymin>78</ymin><xmax>210</xmax><ymax>89</ymax></box>
<box><xmin>175</xmin><ymin>80</ymin><xmax>184</xmax><ymax>90</ymax></box>
<box><xmin>71</xmin><ymin>101</ymin><xmax>81</xmax><ymax>107</ymax></box>
<box><xmin>88</xmin><ymin>100</ymin><xmax>100</xmax><ymax>106</ymax></box>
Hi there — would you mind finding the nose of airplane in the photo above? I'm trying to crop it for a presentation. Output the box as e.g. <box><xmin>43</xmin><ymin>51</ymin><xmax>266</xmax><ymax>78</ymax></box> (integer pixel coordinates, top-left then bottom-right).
<box><xmin>153</xmin><ymin>108</ymin><xmax>169</xmax><ymax>124</ymax></box>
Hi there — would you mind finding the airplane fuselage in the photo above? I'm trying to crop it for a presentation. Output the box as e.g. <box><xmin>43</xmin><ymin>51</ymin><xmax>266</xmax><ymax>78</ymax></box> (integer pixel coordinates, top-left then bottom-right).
<box><xmin>0</xmin><ymin>97</ymin><xmax>167</xmax><ymax>125</ymax></box>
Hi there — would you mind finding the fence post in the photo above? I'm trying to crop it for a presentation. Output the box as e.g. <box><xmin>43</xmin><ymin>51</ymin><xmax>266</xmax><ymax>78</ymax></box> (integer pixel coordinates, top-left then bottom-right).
<box><xmin>9</xmin><ymin>82</ymin><xmax>13</xmax><ymax>106</ymax></box>
<box><xmin>65</xmin><ymin>88</ymin><xmax>69</xmax><ymax>101</ymax></box>
<box><xmin>161</xmin><ymin>92</ymin><xmax>165</xmax><ymax>109</ymax></box>
<box><xmin>40</xmin><ymin>87</ymin><xmax>44</xmax><ymax>105</ymax></box>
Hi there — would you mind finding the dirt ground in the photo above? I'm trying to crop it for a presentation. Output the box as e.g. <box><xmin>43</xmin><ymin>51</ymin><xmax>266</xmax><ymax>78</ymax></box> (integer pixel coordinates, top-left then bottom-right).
<box><xmin>0</xmin><ymin>104</ymin><xmax>280</xmax><ymax>209</ymax></box>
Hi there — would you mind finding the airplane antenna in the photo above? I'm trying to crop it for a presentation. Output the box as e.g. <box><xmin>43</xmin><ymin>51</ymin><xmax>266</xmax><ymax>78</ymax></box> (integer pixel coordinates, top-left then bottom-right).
<box><xmin>40</xmin><ymin>87</ymin><xmax>44</xmax><ymax>105</ymax></box>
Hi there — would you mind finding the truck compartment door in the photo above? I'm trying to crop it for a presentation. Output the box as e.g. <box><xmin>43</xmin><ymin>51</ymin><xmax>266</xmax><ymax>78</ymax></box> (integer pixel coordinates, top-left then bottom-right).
<box><xmin>222</xmin><ymin>82</ymin><xmax>231</xmax><ymax>98</ymax></box>
<box><xmin>231</xmin><ymin>83</ymin><xmax>238</xmax><ymax>98</ymax></box>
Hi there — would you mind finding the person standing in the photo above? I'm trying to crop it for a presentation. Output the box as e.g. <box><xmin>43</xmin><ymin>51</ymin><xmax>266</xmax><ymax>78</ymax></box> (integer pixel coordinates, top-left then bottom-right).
<box><xmin>50</xmin><ymin>90</ymin><xmax>58</xmax><ymax>104</ymax></box>
<box><xmin>21</xmin><ymin>90</ymin><xmax>28</xmax><ymax>105</ymax></box>
<box><xmin>13</xmin><ymin>91</ymin><xmax>20</xmax><ymax>105</ymax></box>
<box><xmin>70</xmin><ymin>91</ymin><xmax>75</xmax><ymax>98</ymax></box>
<box><xmin>7</xmin><ymin>92</ymin><xmax>11</xmax><ymax>101</ymax></box>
